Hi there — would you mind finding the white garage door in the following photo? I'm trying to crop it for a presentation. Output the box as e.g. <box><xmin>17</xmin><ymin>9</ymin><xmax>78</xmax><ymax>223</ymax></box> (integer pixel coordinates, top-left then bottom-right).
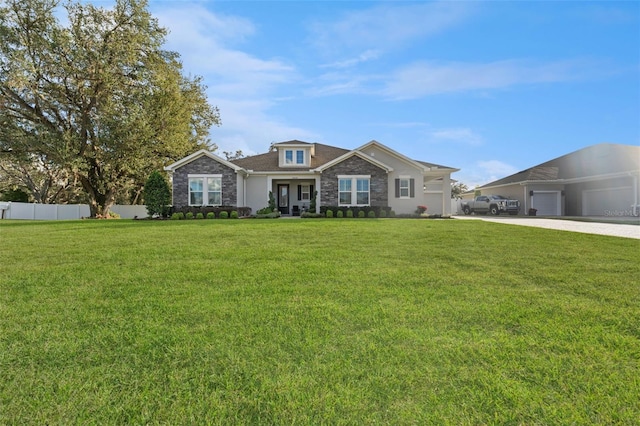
<box><xmin>532</xmin><ymin>192</ymin><xmax>560</xmax><ymax>216</ymax></box>
<box><xmin>583</xmin><ymin>187</ymin><xmax>633</xmax><ymax>216</ymax></box>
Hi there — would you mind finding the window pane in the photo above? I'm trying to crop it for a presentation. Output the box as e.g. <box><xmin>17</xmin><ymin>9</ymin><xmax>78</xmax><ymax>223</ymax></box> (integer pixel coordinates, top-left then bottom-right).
<box><xmin>339</xmin><ymin>192</ymin><xmax>351</xmax><ymax>204</ymax></box>
<box><xmin>189</xmin><ymin>178</ymin><xmax>204</xmax><ymax>205</ymax></box>
<box><xmin>357</xmin><ymin>179</ymin><xmax>369</xmax><ymax>191</ymax></box>
<box><xmin>285</xmin><ymin>150</ymin><xmax>293</xmax><ymax>164</ymax></box>
<box><xmin>208</xmin><ymin>192</ymin><xmax>221</xmax><ymax>206</ymax></box>
<box><xmin>207</xmin><ymin>177</ymin><xmax>221</xmax><ymax>190</ymax></box>
<box><xmin>296</xmin><ymin>150</ymin><xmax>304</xmax><ymax>164</ymax></box>
<box><xmin>190</xmin><ymin>192</ymin><xmax>203</xmax><ymax>205</ymax></box>
<box><xmin>357</xmin><ymin>192</ymin><xmax>369</xmax><ymax>205</ymax></box>
<box><xmin>339</xmin><ymin>179</ymin><xmax>351</xmax><ymax>192</ymax></box>
<box><xmin>400</xmin><ymin>178</ymin><xmax>409</xmax><ymax>197</ymax></box>
<box><xmin>189</xmin><ymin>178</ymin><xmax>203</xmax><ymax>192</ymax></box>
<box><xmin>301</xmin><ymin>185</ymin><xmax>310</xmax><ymax>200</ymax></box>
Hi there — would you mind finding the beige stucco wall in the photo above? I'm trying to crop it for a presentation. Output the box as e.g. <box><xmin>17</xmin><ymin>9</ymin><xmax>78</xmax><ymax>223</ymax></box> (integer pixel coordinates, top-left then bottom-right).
<box><xmin>245</xmin><ymin>175</ymin><xmax>269</xmax><ymax>214</ymax></box>
<box><xmin>362</xmin><ymin>145</ymin><xmax>453</xmax><ymax>215</ymax></box>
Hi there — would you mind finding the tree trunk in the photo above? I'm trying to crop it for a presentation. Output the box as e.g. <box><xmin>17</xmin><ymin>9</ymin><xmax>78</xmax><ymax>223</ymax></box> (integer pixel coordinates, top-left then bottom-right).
<box><xmin>79</xmin><ymin>174</ymin><xmax>116</xmax><ymax>218</ymax></box>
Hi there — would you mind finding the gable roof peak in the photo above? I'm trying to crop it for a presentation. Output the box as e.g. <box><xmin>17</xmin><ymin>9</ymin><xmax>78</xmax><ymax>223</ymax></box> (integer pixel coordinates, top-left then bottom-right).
<box><xmin>273</xmin><ymin>140</ymin><xmax>313</xmax><ymax>146</ymax></box>
<box><xmin>164</xmin><ymin>149</ymin><xmax>244</xmax><ymax>173</ymax></box>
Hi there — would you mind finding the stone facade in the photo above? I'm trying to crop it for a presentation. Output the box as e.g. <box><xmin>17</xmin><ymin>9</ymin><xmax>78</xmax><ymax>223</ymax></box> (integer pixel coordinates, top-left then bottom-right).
<box><xmin>320</xmin><ymin>155</ymin><xmax>388</xmax><ymax>206</ymax></box>
<box><xmin>172</xmin><ymin>156</ymin><xmax>238</xmax><ymax>207</ymax></box>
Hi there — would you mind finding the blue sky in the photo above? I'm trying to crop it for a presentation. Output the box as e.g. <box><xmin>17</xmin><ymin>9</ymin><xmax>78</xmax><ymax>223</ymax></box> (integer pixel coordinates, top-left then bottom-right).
<box><xmin>136</xmin><ymin>1</ymin><xmax>638</xmax><ymax>186</ymax></box>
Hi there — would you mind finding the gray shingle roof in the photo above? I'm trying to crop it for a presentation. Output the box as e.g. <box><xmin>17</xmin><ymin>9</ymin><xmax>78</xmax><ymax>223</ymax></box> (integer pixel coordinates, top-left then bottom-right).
<box><xmin>478</xmin><ymin>143</ymin><xmax>640</xmax><ymax>188</ymax></box>
<box><xmin>231</xmin><ymin>142</ymin><xmax>350</xmax><ymax>171</ymax></box>
<box><xmin>416</xmin><ymin>160</ymin><xmax>457</xmax><ymax>170</ymax></box>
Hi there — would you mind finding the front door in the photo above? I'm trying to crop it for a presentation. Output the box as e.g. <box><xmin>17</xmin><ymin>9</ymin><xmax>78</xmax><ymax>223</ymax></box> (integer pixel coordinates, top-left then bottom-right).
<box><xmin>278</xmin><ymin>184</ymin><xmax>289</xmax><ymax>215</ymax></box>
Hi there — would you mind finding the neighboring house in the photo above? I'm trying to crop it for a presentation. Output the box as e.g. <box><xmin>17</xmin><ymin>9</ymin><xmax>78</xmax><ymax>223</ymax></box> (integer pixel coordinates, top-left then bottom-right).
<box><xmin>164</xmin><ymin>140</ymin><xmax>459</xmax><ymax>216</ymax></box>
<box><xmin>461</xmin><ymin>143</ymin><xmax>640</xmax><ymax>217</ymax></box>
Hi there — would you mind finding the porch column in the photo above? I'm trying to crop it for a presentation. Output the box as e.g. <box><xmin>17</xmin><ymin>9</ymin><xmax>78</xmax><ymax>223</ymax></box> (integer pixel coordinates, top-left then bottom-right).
<box><xmin>441</xmin><ymin>174</ymin><xmax>451</xmax><ymax>215</ymax></box>
<box><xmin>315</xmin><ymin>175</ymin><xmax>321</xmax><ymax>213</ymax></box>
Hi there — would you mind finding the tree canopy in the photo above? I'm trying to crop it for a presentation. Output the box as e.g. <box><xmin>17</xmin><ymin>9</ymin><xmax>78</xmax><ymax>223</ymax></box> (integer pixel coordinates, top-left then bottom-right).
<box><xmin>0</xmin><ymin>0</ymin><xmax>220</xmax><ymax>216</ymax></box>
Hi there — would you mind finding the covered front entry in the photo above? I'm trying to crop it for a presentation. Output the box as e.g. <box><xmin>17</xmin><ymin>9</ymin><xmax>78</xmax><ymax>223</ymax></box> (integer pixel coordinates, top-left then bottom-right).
<box><xmin>271</xmin><ymin>179</ymin><xmax>317</xmax><ymax>215</ymax></box>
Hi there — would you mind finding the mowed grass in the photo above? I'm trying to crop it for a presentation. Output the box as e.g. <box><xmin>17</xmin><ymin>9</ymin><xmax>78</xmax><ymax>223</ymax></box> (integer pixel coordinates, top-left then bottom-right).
<box><xmin>0</xmin><ymin>218</ymin><xmax>638</xmax><ymax>424</ymax></box>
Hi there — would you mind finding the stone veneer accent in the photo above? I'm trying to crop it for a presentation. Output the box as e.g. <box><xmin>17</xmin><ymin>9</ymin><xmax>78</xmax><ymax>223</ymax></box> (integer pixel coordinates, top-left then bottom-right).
<box><xmin>320</xmin><ymin>155</ymin><xmax>388</xmax><ymax>206</ymax></box>
<box><xmin>172</xmin><ymin>156</ymin><xmax>238</xmax><ymax>207</ymax></box>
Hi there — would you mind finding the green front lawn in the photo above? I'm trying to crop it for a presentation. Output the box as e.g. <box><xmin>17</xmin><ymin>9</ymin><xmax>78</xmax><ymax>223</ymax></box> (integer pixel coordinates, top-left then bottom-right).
<box><xmin>1</xmin><ymin>219</ymin><xmax>638</xmax><ymax>424</ymax></box>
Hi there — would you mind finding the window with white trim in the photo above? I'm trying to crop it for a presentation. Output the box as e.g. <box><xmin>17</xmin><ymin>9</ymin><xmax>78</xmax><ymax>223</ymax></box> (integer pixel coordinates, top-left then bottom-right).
<box><xmin>284</xmin><ymin>149</ymin><xmax>306</xmax><ymax>165</ymax></box>
<box><xmin>356</xmin><ymin>178</ymin><xmax>369</xmax><ymax>205</ymax></box>
<box><xmin>339</xmin><ymin>178</ymin><xmax>351</xmax><ymax>204</ymax></box>
<box><xmin>189</xmin><ymin>178</ymin><xmax>203</xmax><ymax>205</ymax></box>
<box><xmin>395</xmin><ymin>177</ymin><xmax>415</xmax><ymax>198</ymax></box>
<box><xmin>301</xmin><ymin>185</ymin><xmax>310</xmax><ymax>201</ymax></box>
<box><xmin>338</xmin><ymin>175</ymin><xmax>370</xmax><ymax>206</ymax></box>
<box><xmin>399</xmin><ymin>178</ymin><xmax>410</xmax><ymax>198</ymax></box>
<box><xmin>188</xmin><ymin>175</ymin><xmax>222</xmax><ymax>206</ymax></box>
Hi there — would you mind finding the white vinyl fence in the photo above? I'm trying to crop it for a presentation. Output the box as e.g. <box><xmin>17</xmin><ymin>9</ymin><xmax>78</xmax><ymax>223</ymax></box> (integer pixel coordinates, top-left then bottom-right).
<box><xmin>0</xmin><ymin>202</ymin><xmax>147</xmax><ymax>220</ymax></box>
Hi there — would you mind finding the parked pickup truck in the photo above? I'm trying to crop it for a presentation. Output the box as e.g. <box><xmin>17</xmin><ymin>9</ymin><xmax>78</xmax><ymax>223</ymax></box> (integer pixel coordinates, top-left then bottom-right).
<box><xmin>462</xmin><ymin>195</ymin><xmax>521</xmax><ymax>216</ymax></box>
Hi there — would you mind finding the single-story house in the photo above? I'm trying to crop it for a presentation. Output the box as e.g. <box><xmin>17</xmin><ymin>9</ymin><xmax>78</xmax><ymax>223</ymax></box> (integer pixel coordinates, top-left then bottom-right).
<box><xmin>164</xmin><ymin>140</ymin><xmax>459</xmax><ymax>216</ymax></box>
<box><xmin>462</xmin><ymin>143</ymin><xmax>640</xmax><ymax>217</ymax></box>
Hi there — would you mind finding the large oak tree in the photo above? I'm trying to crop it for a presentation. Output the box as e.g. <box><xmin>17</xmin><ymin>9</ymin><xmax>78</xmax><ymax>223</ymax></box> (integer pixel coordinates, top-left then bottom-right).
<box><xmin>0</xmin><ymin>0</ymin><xmax>219</xmax><ymax>216</ymax></box>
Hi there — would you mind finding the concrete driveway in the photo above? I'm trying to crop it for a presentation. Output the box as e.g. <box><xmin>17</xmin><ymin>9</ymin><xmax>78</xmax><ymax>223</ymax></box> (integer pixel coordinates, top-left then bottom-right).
<box><xmin>454</xmin><ymin>216</ymin><xmax>640</xmax><ymax>239</ymax></box>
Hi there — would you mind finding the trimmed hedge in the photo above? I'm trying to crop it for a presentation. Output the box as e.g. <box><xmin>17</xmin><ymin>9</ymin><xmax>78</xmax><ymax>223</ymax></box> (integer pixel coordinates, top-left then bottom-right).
<box><xmin>170</xmin><ymin>206</ymin><xmax>252</xmax><ymax>218</ymax></box>
<box><xmin>320</xmin><ymin>206</ymin><xmax>392</xmax><ymax>217</ymax></box>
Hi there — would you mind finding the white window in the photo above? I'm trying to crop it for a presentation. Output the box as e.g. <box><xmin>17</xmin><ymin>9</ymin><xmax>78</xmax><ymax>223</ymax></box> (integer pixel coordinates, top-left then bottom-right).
<box><xmin>399</xmin><ymin>178</ymin><xmax>410</xmax><ymax>198</ymax></box>
<box><xmin>285</xmin><ymin>150</ymin><xmax>293</xmax><ymax>164</ymax></box>
<box><xmin>339</xmin><ymin>178</ymin><xmax>351</xmax><ymax>204</ymax></box>
<box><xmin>207</xmin><ymin>177</ymin><xmax>222</xmax><ymax>206</ymax></box>
<box><xmin>189</xmin><ymin>178</ymin><xmax>203</xmax><ymax>205</ymax></box>
<box><xmin>338</xmin><ymin>175</ymin><xmax>370</xmax><ymax>206</ymax></box>
<box><xmin>296</xmin><ymin>150</ymin><xmax>304</xmax><ymax>164</ymax></box>
<box><xmin>188</xmin><ymin>175</ymin><xmax>222</xmax><ymax>206</ymax></box>
<box><xmin>356</xmin><ymin>179</ymin><xmax>369</xmax><ymax>205</ymax></box>
<box><xmin>301</xmin><ymin>185</ymin><xmax>310</xmax><ymax>201</ymax></box>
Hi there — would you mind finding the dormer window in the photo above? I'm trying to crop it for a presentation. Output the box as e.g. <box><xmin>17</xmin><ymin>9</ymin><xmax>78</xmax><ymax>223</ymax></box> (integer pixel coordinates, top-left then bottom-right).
<box><xmin>284</xmin><ymin>149</ymin><xmax>306</xmax><ymax>166</ymax></box>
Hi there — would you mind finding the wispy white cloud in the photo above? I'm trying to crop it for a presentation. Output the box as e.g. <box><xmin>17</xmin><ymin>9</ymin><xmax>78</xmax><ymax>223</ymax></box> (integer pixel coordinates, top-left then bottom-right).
<box><xmin>309</xmin><ymin>1</ymin><xmax>474</xmax><ymax>56</ymax></box>
<box><xmin>383</xmin><ymin>59</ymin><xmax>602</xmax><ymax>100</ymax></box>
<box><xmin>308</xmin><ymin>57</ymin><xmax>609</xmax><ymax>99</ymax></box>
<box><xmin>430</xmin><ymin>128</ymin><xmax>483</xmax><ymax>146</ymax></box>
<box><xmin>320</xmin><ymin>50</ymin><xmax>381</xmax><ymax>69</ymax></box>
<box><xmin>471</xmin><ymin>160</ymin><xmax>519</xmax><ymax>186</ymax></box>
<box><xmin>305</xmin><ymin>70</ymin><xmax>381</xmax><ymax>97</ymax></box>
<box><xmin>210</xmin><ymin>99</ymin><xmax>321</xmax><ymax>155</ymax></box>
<box><xmin>154</xmin><ymin>5</ymin><xmax>295</xmax><ymax>98</ymax></box>
<box><xmin>150</xmin><ymin>3</ymin><xmax>315</xmax><ymax>154</ymax></box>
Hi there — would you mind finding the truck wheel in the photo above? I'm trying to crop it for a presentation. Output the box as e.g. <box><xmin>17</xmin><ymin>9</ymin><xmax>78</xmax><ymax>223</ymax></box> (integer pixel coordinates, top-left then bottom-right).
<box><xmin>463</xmin><ymin>206</ymin><xmax>471</xmax><ymax>215</ymax></box>
<box><xmin>490</xmin><ymin>205</ymin><xmax>500</xmax><ymax>215</ymax></box>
